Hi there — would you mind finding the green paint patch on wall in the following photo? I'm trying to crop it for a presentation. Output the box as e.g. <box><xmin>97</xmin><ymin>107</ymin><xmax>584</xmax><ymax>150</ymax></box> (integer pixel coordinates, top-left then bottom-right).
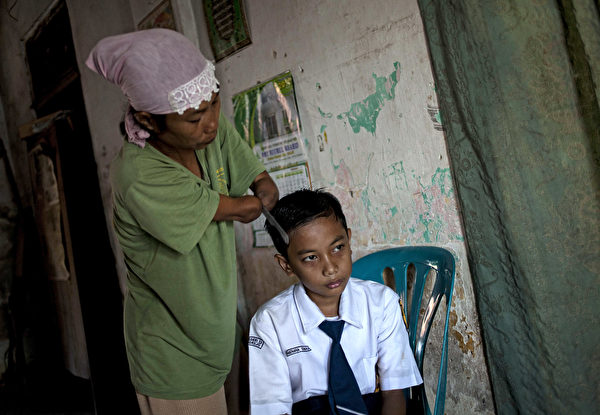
<box><xmin>329</xmin><ymin>148</ymin><xmax>340</xmax><ymax>171</ymax></box>
<box><xmin>361</xmin><ymin>188</ymin><xmax>373</xmax><ymax>213</ymax></box>
<box><xmin>384</xmin><ymin>161</ymin><xmax>409</xmax><ymax>191</ymax></box>
<box><xmin>412</xmin><ymin>167</ymin><xmax>462</xmax><ymax>243</ymax></box>
<box><xmin>320</xmin><ymin>124</ymin><xmax>327</xmax><ymax>133</ymax></box>
<box><xmin>431</xmin><ymin>167</ymin><xmax>454</xmax><ymax>196</ymax></box>
<box><xmin>390</xmin><ymin>206</ymin><xmax>398</xmax><ymax>217</ymax></box>
<box><xmin>319</xmin><ymin>107</ymin><xmax>333</xmax><ymax>118</ymax></box>
<box><xmin>335</xmin><ymin>62</ymin><xmax>401</xmax><ymax>135</ymax></box>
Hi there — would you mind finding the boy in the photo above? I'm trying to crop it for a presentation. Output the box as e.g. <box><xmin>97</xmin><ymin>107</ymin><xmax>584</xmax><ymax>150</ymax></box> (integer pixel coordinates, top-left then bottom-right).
<box><xmin>249</xmin><ymin>189</ymin><xmax>422</xmax><ymax>415</ymax></box>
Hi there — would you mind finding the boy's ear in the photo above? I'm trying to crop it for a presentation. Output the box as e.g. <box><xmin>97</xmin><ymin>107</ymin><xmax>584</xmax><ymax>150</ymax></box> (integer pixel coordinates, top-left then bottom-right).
<box><xmin>275</xmin><ymin>254</ymin><xmax>295</xmax><ymax>276</ymax></box>
<box><xmin>347</xmin><ymin>228</ymin><xmax>352</xmax><ymax>253</ymax></box>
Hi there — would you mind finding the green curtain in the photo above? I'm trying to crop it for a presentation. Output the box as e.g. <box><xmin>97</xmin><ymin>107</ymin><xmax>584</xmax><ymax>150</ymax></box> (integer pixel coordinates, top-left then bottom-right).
<box><xmin>417</xmin><ymin>1</ymin><xmax>599</xmax><ymax>413</ymax></box>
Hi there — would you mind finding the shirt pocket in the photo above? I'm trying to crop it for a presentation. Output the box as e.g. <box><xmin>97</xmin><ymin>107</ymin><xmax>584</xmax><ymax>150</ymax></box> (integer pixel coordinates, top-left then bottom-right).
<box><xmin>361</xmin><ymin>356</ymin><xmax>379</xmax><ymax>392</ymax></box>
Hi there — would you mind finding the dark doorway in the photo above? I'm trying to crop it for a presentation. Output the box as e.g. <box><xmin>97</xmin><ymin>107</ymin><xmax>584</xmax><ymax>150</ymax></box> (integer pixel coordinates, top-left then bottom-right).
<box><xmin>5</xmin><ymin>2</ymin><xmax>138</xmax><ymax>414</ymax></box>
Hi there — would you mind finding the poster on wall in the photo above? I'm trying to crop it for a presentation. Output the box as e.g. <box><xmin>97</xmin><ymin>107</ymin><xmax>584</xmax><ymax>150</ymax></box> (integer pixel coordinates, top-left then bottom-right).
<box><xmin>137</xmin><ymin>0</ymin><xmax>178</xmax><ymax>30</ymax></box>
<box><xmin>233</xmin><ymin>71</ymin><xmax>312</xmax><ymax>247</ymax></box>
<box><xmin>203</xmin><ymin>0</ymin><xmax>251</xmax><ymax>61</ymax></box>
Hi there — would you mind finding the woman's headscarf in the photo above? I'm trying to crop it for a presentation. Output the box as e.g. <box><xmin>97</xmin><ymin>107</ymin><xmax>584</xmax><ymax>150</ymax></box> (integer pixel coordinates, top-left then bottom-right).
<box><xmin>85</xmin><ymin>28</ymin><xmax>219</xmax><ymax>147</ymax></box>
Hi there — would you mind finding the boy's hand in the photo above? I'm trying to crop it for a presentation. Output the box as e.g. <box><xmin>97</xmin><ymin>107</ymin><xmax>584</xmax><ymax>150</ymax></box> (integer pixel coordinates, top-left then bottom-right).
<box><xmin>250</xmin><ymin>171</ymin><xmax>279</xmax><ymax>211</ymax></box>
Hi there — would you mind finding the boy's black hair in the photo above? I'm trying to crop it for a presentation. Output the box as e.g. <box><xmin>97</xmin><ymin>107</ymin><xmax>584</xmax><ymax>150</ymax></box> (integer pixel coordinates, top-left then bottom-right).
<box><xmin>265</xmin><ymin>188</ymin><xmax>348</xmax><ymax>258</ymax></box>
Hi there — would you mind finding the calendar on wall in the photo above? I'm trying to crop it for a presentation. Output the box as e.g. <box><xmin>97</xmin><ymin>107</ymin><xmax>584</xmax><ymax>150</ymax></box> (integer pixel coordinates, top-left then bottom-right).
<box><xmin>233</xmin><ymin>71</ymin><xmax>312</xmax><ymax>247</ymax></box>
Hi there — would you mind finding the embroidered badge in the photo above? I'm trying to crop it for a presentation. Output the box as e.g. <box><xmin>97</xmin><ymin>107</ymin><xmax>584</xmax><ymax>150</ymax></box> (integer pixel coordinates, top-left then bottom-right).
<box><xmin>248</xmin><ymin>336</ymin><xmax>264</xmax><ymax>349</ymax></box>
<box><xmin>215</xmin><ymin>167</ymin><xmax>227</xmax><ymax>193</ymax></box>
<box><xmin>285</xmin><ymin>345</ymin><xmax>312</xmax><ymax>357</ymax></box>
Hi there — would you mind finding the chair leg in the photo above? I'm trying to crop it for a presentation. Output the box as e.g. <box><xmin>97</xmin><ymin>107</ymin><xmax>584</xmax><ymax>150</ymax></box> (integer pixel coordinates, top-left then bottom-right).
<box><xmin>407</xmin><ymin>385</ymin><xmax>425</xmax><ymax>415</ymax></box>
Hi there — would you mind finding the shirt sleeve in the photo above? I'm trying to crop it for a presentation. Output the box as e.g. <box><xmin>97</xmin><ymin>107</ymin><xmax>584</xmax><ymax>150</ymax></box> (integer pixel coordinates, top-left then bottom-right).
<box><xmin>249</xmin><ymin>311</ymin><xmax>293</xmax><ymax>415</ymax></box>
<box><xmin>218</xmin><ymin>114</ymin><xmax>266</xmax><ymax>197</ymax></box>
<box><xmin>376</xmin><ymin>288</ymin><xmax>424</xmax><ymax>391</ymax></box>
<box><xmin>124</xmin><ymin>164</ymin><xmax>220</xmax><ymax>255</ymax></box>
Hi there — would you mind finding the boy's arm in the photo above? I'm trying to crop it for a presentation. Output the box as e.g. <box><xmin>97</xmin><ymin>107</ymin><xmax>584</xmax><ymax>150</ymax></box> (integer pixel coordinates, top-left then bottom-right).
<box><xmin>213</xmin><ymin>171</ymin><xmax>278</xmax><ymax>223</ymax></box>
<box><xmin>381</xmin><ymin>389</ymin><xmax>406</xmax><ymax>415</ymax></box>
<box><xmin>248</xmin><ymin>312</ymin><xmax>293</xmax><ymax>415</ymax></box>
<box><xmin>376</xmin><ymin>287</ymin><xmax>423</xmax><ymax>402</ymax></box>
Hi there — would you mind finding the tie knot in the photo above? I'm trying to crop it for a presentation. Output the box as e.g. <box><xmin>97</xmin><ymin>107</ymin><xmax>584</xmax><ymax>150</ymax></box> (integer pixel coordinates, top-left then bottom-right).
<box><xmin>319</xmin><ymin>320</ymin><xmax>345</xmax><ymax>342</ymax></box>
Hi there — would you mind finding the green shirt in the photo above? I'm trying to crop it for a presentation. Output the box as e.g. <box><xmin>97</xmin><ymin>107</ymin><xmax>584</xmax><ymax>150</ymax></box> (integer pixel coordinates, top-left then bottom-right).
<box><xmin>111</xmin><ymin>114</ymin><xmax>265</xmax><ymax>399</ymax></box>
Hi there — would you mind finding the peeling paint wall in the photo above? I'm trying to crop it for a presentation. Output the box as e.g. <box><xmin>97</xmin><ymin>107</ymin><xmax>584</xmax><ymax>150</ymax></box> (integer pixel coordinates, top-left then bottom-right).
<box><xmin>191</xmin><ymin>0</ymin><xmax>495</xmax><ymax>412</ymax></box>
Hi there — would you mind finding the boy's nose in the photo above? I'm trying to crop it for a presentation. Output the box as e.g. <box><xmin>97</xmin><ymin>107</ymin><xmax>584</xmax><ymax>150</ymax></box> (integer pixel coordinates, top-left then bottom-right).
<box><xmin>322</xmin><ymin>256</ymin><xmax>338</xmax><ymax>276</ymax></box>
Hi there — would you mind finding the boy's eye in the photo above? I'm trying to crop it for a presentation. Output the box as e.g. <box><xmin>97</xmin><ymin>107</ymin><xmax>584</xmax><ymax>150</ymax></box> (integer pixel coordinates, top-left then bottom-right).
<box><xmin>302</xmin><ymin>255</ymin><xmax>318</xmax><ymax>262</ymax></box>
<box><xmin>332</xmin><ymin>244</ymin><xmax>344</xmax><ymax>253</ymax></box>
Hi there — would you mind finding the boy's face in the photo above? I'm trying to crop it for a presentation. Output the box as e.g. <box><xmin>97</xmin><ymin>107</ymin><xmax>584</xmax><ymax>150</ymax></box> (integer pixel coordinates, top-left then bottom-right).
<box><xmin>275</xmin><ymin>214</ymin><xmax>352</xmax><ymax>316</ymax></box>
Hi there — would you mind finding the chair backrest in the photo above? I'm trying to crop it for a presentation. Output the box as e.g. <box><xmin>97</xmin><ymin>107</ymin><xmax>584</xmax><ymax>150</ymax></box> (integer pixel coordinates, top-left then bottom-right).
<box><xmin>352</xmin><ymin>246</ymin><xmax>455</xmax><ymax>415</ymax></box>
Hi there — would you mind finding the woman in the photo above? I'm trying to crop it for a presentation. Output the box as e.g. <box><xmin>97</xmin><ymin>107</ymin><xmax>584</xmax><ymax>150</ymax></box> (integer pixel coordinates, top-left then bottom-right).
<box><xmin>86</xmin><ymin>29</ymin><xmax>278</xmax><ymax>414</ymax></box>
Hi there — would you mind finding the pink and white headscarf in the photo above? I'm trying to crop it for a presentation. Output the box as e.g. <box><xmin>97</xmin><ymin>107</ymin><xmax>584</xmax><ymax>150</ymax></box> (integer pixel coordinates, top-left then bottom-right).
<box><xmin>85</xmin><ymin>29</ymin><xmax>219</xmax><ymax>147</ymax></box>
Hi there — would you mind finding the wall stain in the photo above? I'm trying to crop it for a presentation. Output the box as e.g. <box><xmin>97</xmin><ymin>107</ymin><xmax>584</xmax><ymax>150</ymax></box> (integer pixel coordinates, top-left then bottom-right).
<box><xmin>328</xmin><ymin>155</ymin><xmax>366</xmax><ymax>231</ymax></box>
<box><xmin>329</xmin><ymin>148</ymin><xmax>340</xmax><ymax>173</ymax></box>
<box><xmin>450</xmin><ymin>310</ymin><xmax>477</xmax><ymax>355</ymax></box>
<box><xmin>359</xmin><ymin>153</ymin><xmax>376</xmax><ymax>215</ymax></box>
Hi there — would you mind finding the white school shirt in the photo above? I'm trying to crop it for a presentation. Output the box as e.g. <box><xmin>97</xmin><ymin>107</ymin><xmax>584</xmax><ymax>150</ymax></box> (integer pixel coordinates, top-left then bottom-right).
<box><xmin>248</xmin><ymin>278</ymin><xmax>423</xmax><ymax>415</ymax></box>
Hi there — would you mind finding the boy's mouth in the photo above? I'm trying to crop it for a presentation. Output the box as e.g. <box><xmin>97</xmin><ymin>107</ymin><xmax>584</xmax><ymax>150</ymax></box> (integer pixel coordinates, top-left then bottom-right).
<box><xmin>327</xmin><ymin>279</ymin><xmax>344</xmax><ymax>289</ymax></box>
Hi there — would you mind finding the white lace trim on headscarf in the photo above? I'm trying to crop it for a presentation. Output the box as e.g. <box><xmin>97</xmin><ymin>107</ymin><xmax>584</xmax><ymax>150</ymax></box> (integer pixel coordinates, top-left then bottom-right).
<box><xmin>168</xmin><ymin>62</ymin><xmax>220</xmax><ymax>114</ymax></box>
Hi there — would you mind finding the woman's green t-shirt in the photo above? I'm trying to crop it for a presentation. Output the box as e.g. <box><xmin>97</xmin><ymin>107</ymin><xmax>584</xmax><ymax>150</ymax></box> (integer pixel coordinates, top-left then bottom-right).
<box><xmin>111</xmin><ymin>114</ymin><xmax>265</xmax><ymax>399</ymax></box>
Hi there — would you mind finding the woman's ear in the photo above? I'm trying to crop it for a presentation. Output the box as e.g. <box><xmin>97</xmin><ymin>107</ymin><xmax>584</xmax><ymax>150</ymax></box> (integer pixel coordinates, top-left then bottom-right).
<box><xmin>133</xmin><ymin>111</ymin><xmax>158</xmax><ymax>133</ymax></box>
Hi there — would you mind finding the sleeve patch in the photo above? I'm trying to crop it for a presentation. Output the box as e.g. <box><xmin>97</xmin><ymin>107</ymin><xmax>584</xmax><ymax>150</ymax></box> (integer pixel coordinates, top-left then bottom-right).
<box><xmin>285</xmin><ymin>345</ymin><xmax>312</xmax><ymax>357</ymax></box>
<box><xmin>248</xmin><ymin>336</ymin><xmax>265</xmax><ymax>349</ymax></box>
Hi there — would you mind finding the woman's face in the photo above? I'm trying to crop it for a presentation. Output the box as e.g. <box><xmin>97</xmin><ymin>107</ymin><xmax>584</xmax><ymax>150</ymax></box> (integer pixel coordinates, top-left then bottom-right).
<box><xmin>157</xmin><ymin>92</ymin><xmax>221</xmax><ymax>150</ymax></box>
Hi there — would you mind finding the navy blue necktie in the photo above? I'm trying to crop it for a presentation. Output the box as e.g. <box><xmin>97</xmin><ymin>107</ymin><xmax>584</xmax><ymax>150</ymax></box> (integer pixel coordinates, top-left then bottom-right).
<box><xmin>319</xmin><ymin>320</ymin><xmax>368</xmax><ymax>415</ymax></box>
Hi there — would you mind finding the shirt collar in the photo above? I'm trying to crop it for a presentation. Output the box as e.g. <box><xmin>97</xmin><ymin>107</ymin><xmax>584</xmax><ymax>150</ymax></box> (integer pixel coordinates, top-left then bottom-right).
<box><xmin>294</xmin><ymin>279</ymin><xmax>364</xmax><ymax>334</ymax></box>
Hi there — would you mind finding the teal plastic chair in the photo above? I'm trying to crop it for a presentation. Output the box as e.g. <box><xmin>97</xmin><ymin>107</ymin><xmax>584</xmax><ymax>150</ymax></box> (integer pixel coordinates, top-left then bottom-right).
<box><xmin>352</xmin><ymin>246</ymin><xmax>455</xmax><ymax>415</ymax></box>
